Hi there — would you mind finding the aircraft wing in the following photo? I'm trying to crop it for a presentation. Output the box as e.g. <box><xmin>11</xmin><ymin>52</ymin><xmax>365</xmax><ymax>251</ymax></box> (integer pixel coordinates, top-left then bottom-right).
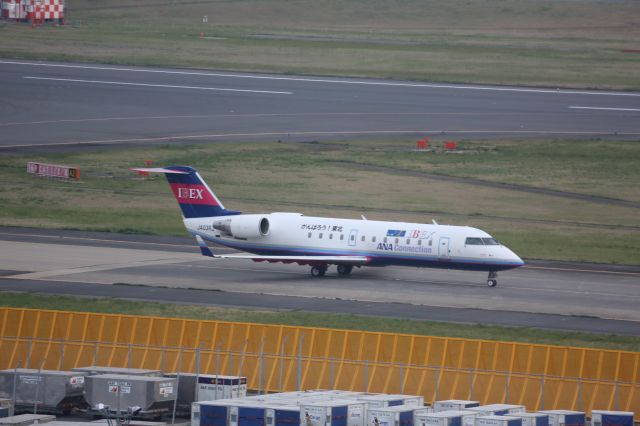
<box><xmin>195</xmin><ymin>236</ymin><xmax>369</xmax><ymax>265</ymax></box>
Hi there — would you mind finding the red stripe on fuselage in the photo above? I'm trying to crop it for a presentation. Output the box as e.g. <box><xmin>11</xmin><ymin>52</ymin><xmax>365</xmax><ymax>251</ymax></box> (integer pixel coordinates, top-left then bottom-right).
<box><xmin>170</xmin><ymin>183</ymin><xmax>218</xmax><ymax>205</ymax></box>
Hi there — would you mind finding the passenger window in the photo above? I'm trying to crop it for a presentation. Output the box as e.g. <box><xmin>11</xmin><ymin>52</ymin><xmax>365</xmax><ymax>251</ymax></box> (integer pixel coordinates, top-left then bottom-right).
<box><xmin>406</xmin><ymin>239</ymin><xmax>410</xmax><ymax>244</ymax></box>
<box><xmin>372</xmin><ymin>236</ymin><xmax>376</xmax><ymax>243</ymax></box>
<box><xmin>329</xmin><ymin>234</ymin><xmax>333</xmax><ymax>240</ymax></box>
<box><xmin>482</xmin><ymin>238</ymin><xmax>499</xmax><ymax>245</ymax></box>
<box><xmin>308</xmin><ymin>232</ymin><xmax>312</xmax><ymax>238</ymax></box>
<box><xmin>465</xmin><ymin>237</ymin><xmax>484</xmax><ymax>245</ymax></box>
<box><xmin>417</xmin><ymin>240</ymin><xmax>422</xmax><ymax>246</ymax></box>
<box><xmin>319</xmin><ymin>233</ymin><xmax>323</xmax><ymax>239</ymax></box>
<box><xmin>395</xmin><ymin>238</ymin><xmax>399</xmax><ymax>244</ymax></box>
<box><xmin>383</xmin><ymin>237</ymin><xmax>387</xmax><ymax>243</ymax></box>
<box><xmin>361</xmin><ymin>236</ymin><xmax>365</xmax><ymax>242</ymax></box>
<box><xmin>340</xmin><ymin>234</ymin><xmax>344</xmax><ymax>240</ymax></box>
<box><xmin>428</xmin><ymin>239</ymin><xmax>433</xmax><ymax>246</ymax></box>
<box><xmin>350</xmin><ymin>235</ymin><xmax>355</xmax><ymax>241</ymax></box>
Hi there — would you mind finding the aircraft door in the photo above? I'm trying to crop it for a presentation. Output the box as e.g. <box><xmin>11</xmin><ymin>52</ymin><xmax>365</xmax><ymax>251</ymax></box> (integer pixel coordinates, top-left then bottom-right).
<box><xmin>438</xmin><ymin>236</ymin><xmax>451</xmax><ymax>259</ymax></box>
<box><xmin>348</xmin><ymin>229</ymin><xmax>358</xmax><ymax>247</ymax></box>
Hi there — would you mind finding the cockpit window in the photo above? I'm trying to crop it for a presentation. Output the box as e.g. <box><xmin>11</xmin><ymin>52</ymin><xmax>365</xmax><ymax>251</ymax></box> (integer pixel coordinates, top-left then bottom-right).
<box><xmin>465</xmin><ymin>237</ymin><xmax>484</xmax><ymax>245</ymax></box>
<box><xmin>482</xmin><ymin>238</ymin><xmax>500</xmax><ymax>245</ymax></box>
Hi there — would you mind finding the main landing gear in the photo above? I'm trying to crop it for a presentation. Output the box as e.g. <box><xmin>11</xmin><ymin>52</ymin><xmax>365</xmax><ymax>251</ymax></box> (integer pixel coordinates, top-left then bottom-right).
<box><xmin>310</xmin><ymin>264</ymin><xmax>353</xmax><ymax>277</ymax></box>
<box><xmin>487</xmin><ymin>271</ymin><xmax>498</xmax><ymax>287</ymax></box>
<box><xmin>337</xmin><ymin>265</ymin><xmax>353</xmax><ymax>276</ymax></box>
<box><xmin>310</xmin><ymin>265</ymin><xmax>328</xmax><ymax>277</ymax></box>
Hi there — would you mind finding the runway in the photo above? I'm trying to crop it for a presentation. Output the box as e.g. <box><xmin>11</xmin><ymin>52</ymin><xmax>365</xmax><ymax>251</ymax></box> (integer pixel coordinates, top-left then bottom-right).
<box><xmin>1</xmin><ymin>59</ymin><xmax>640</xmax><ymax>150</ymax></box>
<box><xmin>1</xmin><ymin>227</ymin><xmax>639</xmax><ymax>336</ymax></box>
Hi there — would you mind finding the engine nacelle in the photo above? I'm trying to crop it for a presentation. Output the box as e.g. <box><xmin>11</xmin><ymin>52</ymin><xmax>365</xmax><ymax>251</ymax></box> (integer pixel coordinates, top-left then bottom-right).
<box><xmin>213</xmin><ymin>214</ymin><xmax>270</xmax><ymax>239</ymax></box>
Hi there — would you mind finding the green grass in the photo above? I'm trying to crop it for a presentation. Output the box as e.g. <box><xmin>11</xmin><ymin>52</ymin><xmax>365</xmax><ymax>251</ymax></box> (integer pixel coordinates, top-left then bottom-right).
<box><xmin>0</xmin><ymin>0</ymin><xmax>639</xmax><ymax>89</ymax></box>
<box><xmin>1</xmin><ymin>139</ymin><xmax>638</xmax><ymax>264</ymax></box>
<box><xmin>2</xmin><ymin>291</ymin><xmax>640</xmax><ymax>351</ymax></box>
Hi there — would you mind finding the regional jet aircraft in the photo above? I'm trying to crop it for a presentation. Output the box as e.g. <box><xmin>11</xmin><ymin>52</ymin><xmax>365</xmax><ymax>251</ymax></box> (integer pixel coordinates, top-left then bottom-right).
<box><xmin>133</xmin><ymin>166</ymin><xmax>524</xmax><ymax>286</ymax></box>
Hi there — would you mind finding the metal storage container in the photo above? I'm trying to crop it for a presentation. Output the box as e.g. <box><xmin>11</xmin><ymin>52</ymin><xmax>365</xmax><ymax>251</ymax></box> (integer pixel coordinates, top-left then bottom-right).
<box><xmin>590</xmin><ymin>411</ymin><xmax>634</xmax><ymax>426</ymax></box>
<box><xmin>0</xmin><ymin>414</ymin><xmax>55</xmax><ymax>426</ymax></box>
<box><xmin>229</xmin><ymin>401</ymin><xmax>269</xmax><ymax>426</ymax></box>
<box><xmin>265</xmin><ymin>405</ymin><xmax>300</xmax><ymax>426</ymax></box>
<box><xmin>468</xmin><ymin>406</ymin><xmax>525</xmax><ymax>417</ymax></box>
<box><xmin>357</xmin><ymin>395</ymin><xmax>406</xmax><ymax>409</ymax></box>
<box><xmin>414</xmin><ymin>412</ymin><xmax>462</xmax><ymax>426</ymax></box>
<box><xmin>85</xmin><ymin>374</ymin><xmax>176</xmax><ymax>418</ymax></box>
<box><xmin>72</xmin><ymin>367</ymin><xmax>161</xmax><ymax>377</ymax></box>
<box><xmin>0</xmin><ymin>369</ymin><xmax>87</xmax><ymax>414</ymax></box>
<box><xmin>92</xmin><ymin>420</ymin><xmax>167</xmax><ymax>426</ymax></box>
<box><xmin>368</xmin><ymin>405</ymin><xmax>415</xmax><ymax>426</ymax></box>
<box><xmin>192</xmin><ymin>400</ymin><xmax>236</xmax><ymax>426</ymax></box>
<box><xmin>434</xmin><ymin>402</ymin><xmax>480</xmax><ymax>413</ymax></box>
<box><xmin>437</xmin><ymin>410</ymin><xmax>479</xmax><ymax>426</ymax></box>
<box><xmin>165</xmin><ymin>373</ymin><xmax>246</xmax><ymax>411</ymax></box>
<box><xmin>475</xmin><ymin>416</ymin><xmax>522</xmax><ymax>426</ymax></box>
<box><xmin>538</xmin><ymin>411</ymin><xmax>585</xmax><ymax>426</ymax></box>
<box><xmin>0</xmin><ymin>399</ymin><xmax>13</xmax><ymax>418</ymax></box>
<box><xmin>301</xmin><ymin>400</ymin><xmax>366</xmax><ymax>426</ymax></box>
<box><xmin>517</xmin><ymin>413</ymin><xmax>549</xmax><ymax>426</ymax></box>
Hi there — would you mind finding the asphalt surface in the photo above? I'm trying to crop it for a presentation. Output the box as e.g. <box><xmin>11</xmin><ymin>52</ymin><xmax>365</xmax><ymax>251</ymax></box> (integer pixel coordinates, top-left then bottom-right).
<box><xmin>1</xmin><ymin>227</ymin><xmax>639</xmax><ymax>336</ymax></box>
<box><xmin>1</xmin><ymin>59</ymin><xmax>640</xmax><ymax>151</ymax></box>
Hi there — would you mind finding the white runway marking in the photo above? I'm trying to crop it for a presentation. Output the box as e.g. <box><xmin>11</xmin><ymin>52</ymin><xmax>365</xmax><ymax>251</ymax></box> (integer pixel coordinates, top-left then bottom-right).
<box><xmin>3</xmin><ymin>60</ymin><xmax>639</xmax><ymax>97</ymax></box>
<box><xmin>569</xmin><ymin>106</ymin><xmax>640</xmax><ymax>112</ymax></box>
<box><xmin>23</xmin><ymin>76</ymin><xmax>293</xmax><ymax>95</ymax></box>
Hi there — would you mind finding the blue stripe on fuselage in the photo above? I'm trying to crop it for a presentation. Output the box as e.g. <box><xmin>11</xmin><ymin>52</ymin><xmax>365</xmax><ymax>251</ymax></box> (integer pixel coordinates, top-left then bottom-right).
<box><xmin>198</xmin><ymin>234</ymin><xmax>523</xmax><ymax>271</ymax></box>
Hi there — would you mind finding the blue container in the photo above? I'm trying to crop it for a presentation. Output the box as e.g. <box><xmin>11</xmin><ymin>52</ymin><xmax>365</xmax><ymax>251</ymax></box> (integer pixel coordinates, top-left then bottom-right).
<box><xmin>200</xmin><ymin>404</ymin><xmax>229</xmax><ymax>426</ymax></box>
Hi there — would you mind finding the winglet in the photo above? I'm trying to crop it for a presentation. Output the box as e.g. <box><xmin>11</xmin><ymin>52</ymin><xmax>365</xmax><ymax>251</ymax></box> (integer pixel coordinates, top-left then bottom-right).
<box><xmin>195</xmin><ymin>235</ymin><xmax>214</xmax><ymax>257</ymax></box>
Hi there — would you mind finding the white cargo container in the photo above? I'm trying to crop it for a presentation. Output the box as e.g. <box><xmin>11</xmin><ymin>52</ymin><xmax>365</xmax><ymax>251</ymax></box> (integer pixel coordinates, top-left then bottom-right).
<box><xmin>590</xmin><ymin>411</ymin><xmax>634</xmax><ymax>426</ymax></box>
<box><xmin>301</xmin><ymin>400</ymin><xmax>366</xmax><ymax>426</ymax></box>
<box><xmin>385</xmin><ymin>396</ymin><xmax>424</xmax><ymax>408</ymax></box>
<box><xmin>192</xmin><ymin>399</ymin><xmax>238</xmax><ymax>426</ymax></box>
<box><xmin>265</xmin><ymin>405</ymin><xmax>300</xmax><ymax>426</ymax></box>
<box><xmin>468</xmin><ymin>405</ymin><xmax>525</xmax><ymax>416</ymax></box>
<box><xmin>0</xmin><ymin>414</ymin><xmax>55</xmax><ymax>426</ymax></box>
<box><xmin>438</xmin><ymin>410</ymin><xmax>480</xmax><ymax>426</ymax></box>
<box><xmin>414</xmin><ymin>411</ymin><xmax>463</xmax><ymax>426</ymax></box>
<box><xmin>357</xmin><ymin>395</ymin><xmax>408</xmax><ymax>409</ymax></box>
<box><xmin>517</xmin><ymin>413</ymin><xmax>549</xmax><ymax>426</ymax></box>
<box><xmin>475</xmin><ymin>415</ymin><xmax>522</xmax><ymax>426</ymax></box>
<box><xmin>538</xmin><ymin>411</ymin><xmax>585</xmax><ymax>426</ymax></box>
<box><xmin>434</xmin><ymin>402</ymin><xmax>480</xmax><ymax>413</ymax></box>
<box><xmin>368</xmin><ymin>405</ymin><xmax>415</xmax><ymax>426</ymax></box>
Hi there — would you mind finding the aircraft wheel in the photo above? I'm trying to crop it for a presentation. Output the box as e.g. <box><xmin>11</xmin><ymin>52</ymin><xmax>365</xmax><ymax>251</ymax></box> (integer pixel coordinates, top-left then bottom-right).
<box><xmin>487</xmin><ymin>279</ymin><xmax>497</xmax><ymax>287</ymax></box>
<box><xmin>337</xmin><ymin>265</ymin><xmax>353</xmax><ymax>276</ymax></box>
<box><xmin>311</xmin><ymin>265</ymin><xmax>327</xmax><ymax>277</ymax></box>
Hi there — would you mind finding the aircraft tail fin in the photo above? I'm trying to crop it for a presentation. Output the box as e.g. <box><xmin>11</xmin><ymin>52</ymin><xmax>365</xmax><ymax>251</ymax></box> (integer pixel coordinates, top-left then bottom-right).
<box><xmin>130</xmin><ymin>166</ymin><xmax>240</xmax><ymax>219</ymax></box>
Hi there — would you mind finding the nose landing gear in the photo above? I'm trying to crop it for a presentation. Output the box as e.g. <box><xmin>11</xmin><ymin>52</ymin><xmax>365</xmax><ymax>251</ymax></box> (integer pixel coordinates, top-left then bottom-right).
<box><xmin>487</xmin><ymin>271</ymin><xmax>498</xmax><ymax>287</ymax></box>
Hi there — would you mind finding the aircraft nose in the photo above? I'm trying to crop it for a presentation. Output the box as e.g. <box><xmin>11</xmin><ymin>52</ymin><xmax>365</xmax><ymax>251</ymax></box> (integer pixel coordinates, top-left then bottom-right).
<box><xmin>506</xmin><ymin>247</ymin><xmax>525</xmax><ymax>266</ymax></box>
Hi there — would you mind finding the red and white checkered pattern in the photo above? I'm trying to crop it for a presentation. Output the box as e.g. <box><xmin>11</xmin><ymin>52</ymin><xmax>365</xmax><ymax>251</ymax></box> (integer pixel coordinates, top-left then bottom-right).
<box><xmin>1</xmin><ymin>0</ymin><xmax>20</xmax><ymax>19</ymax></box>
<box><xmin>42</xmin><ymin>0</ymin><xmax>63</xmax><ymax>20</ymax></box>
<box><xmin>20</xmin><ymin>0</ymin><xmax>64</xmax><ymax>21</ymax></box>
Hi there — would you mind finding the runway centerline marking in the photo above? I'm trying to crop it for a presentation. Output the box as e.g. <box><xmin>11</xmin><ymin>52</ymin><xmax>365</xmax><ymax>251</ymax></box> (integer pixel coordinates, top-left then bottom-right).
<box><xmin>569</xmin><ymin>106</ymin><xmax>640</xmax><ymax>112</ymax></box>
<box><xmin>3</xmin><ymin>60</ymin><xmax>639</xmax><ymax>97</ymax></box>
<box><xmin>23</xmin><ymin>76</ymin><xmax>293</xmax><ymax>95</ymax></box>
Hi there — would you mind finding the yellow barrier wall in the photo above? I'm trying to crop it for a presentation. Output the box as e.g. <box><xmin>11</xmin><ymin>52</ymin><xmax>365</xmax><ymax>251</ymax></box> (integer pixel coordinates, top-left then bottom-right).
<box><xmin>1</xmin><ymin>308</ymin><xmax>638</xmax><ymax>414</ymax></box>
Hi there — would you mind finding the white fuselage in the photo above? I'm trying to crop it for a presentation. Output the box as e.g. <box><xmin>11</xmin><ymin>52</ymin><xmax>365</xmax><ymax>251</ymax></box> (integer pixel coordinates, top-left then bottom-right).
<box><xmin>186</xmin><ymin>212</ymin><xmax>523</xmax><ymax>272</ymax></box>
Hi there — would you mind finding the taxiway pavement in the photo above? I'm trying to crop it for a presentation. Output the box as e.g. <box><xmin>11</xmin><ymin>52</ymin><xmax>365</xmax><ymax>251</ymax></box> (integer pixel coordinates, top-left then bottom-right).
<box><xmin>1</xmin><ymin>227</ymin><xmax>638</xmax><ymax>336</ymax></box>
